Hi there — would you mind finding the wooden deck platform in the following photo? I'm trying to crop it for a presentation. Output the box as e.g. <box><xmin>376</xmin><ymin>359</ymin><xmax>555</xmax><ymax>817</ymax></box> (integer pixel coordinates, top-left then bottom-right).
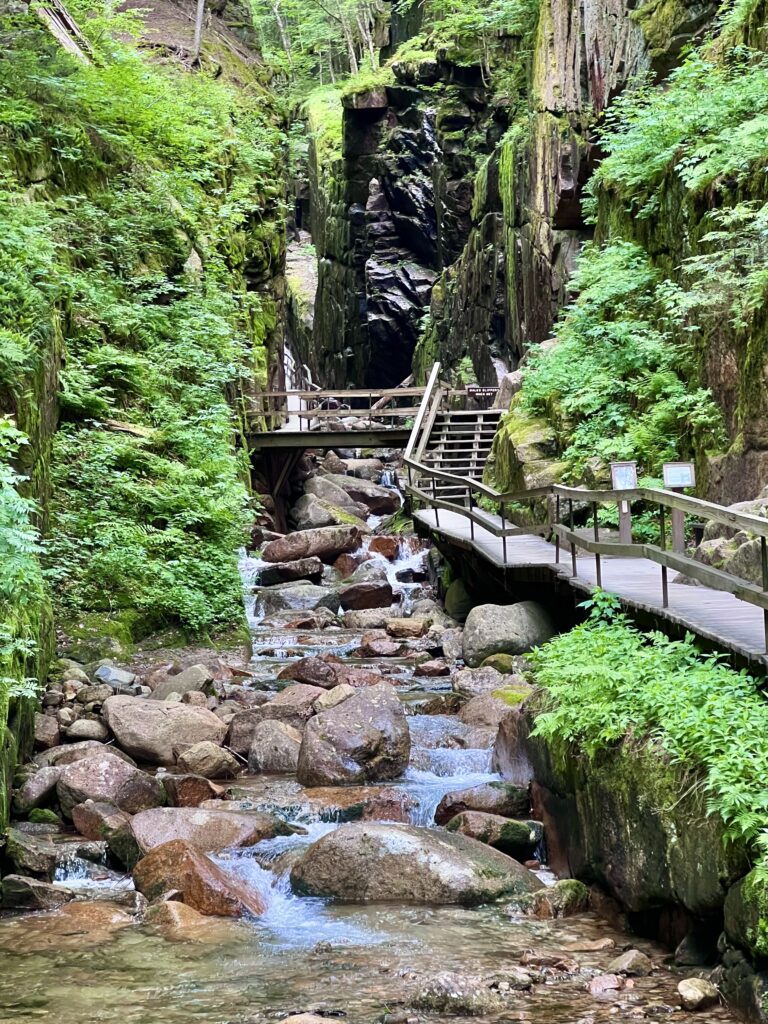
<box><xmin>414</xmin><ymin>507</ymin><xmax>768</xmax><ymax>671</ymax></box>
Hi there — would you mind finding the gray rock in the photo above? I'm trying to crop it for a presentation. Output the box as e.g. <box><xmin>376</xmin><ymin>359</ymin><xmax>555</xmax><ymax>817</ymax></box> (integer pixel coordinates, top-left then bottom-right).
<box><xmin>254</xmin><ymin>583</ymin><xmax>341</xmax><ymax>615</ymax></box>
<box><xmin>451</xmin><ymin>665</ymin><xmax>507</xmax><ymax>698</ymax></box>
<box><xmin>434</xmin><ymin>782</ymin><xmax>530</xmax><ymax>825</ymax></box>
<box><xmin>4</xmin><ymin>828</ymin><xmax>59</xmax><ymax>879</ymax></box>
<box><xmin>150</xmin><ymin>664</ymin><xmax>213</xmax><ymax>701</ymax></box>
<box><xmin>444</xmin><ymin>579</ymin><xmax>475</xmax><ymax>622</ymax></box>
<box><xmin>305</xmin><ymin>475</ymin><xmax>368</xmax><ymax>514</ymax></box>
<box><xmin>297</xmin><ymin>683</ymin><xmax>410</xmax><ymax>786</ymax></box>
<box><xmin>607</xmin><ymin>949</ymin><xmax>654</xmax><ymax>976</ymax></box>
<box><xmin>320</xmin><ymin>473</ymin><xmax>400</xmax><ymax>515</ymax></box>
<box><xmin>34</xmin><ymin>740</ymin><xmax>136</xmax><ymax>769</ymax></box>
<box><xmin>678</xmin><ymin>978</ymin><xmax>719</xmax><ymax>1010</ymax></box>
<box><xmin>291</xmin><ymin>822</ymin><xmax>544</xmax><ymax>904</ymax></box>
<box><xmin>1</xmin><ymin>875</ymin><xmax>74</xmax><ymax>910</ymax></box>
<box><xmin>261</xmin><ymin>525</ymin><xmax>365</xmax><ymax>565</ymax></box>
<box><xmin>94</xmin><ymin>665</ymin><xmax>136</xmax><ymax>690</ymax></box>
<box><xmin>289</xmin><ymin>493</ymin><xmax>368</xmax><ymax>531</ymax></box>
<box><xmin>76</xmin><ymin>683</ymin><xmax>114</xmax><ymax>705</ymax></box>
<box><xmin>255</xmin><ymin>557</ymin><xmax>324</xmax><ymax>587</ymax></box>
<box><xmin>248</xmin><ymin>720</ymin><xmax>302</xmax><ymax>773</ymax></box>
<box><xmin>14</xmin><ymin>766</ymin><xmax>63</xmax><ymax>814</ymax></box>
<box><xmin>65</xmin><ymin>718</ymin><xmax>109</xmax><ymax>742</ymax></box>
<box><xmin>462</xmin><ymin>602</ymin><xmax>556</xmax><ymax>667</ymax></box>
<box><xmin>102</xmin><ymin>696</ymin><xmax>227</xmax><ymax>765</ymax></box>
<box><xmin>176</xmin><ymin>741</ymin><xmax>241</xmax><ymax>779</ymax></box>
<box><xmin>34</xmin><ymin>713</ymin><xmax>60</xmax><ymax>750</ymax></box>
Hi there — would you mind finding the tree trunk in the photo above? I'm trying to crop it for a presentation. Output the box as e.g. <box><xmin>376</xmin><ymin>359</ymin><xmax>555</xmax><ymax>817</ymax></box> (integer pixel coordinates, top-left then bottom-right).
<box><xmin>191</xmin><ymin>0</ymin><xmax>205</xmax><ymax>64</ymax></box>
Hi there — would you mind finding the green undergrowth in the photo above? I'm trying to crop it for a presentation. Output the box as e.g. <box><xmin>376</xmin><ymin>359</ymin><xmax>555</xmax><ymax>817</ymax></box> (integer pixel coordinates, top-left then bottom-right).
<box><xmin>530</xmin><ymin>607</ymin><xmax>768</xmax><ymax>855</ymax></box>
<box><xmin>0</xmin><ymin>9</ymin><xmax>284</xmax><ymax>642</ymax></box>
<box><xmin>517</xmin><ymin>240</ymin><xmax>726</xmax><ymax>479</ymax></box>
<box><xmin>303</xmin><ymin>86</ymin><xmax>344</xmax><ymax>166</ymax></box>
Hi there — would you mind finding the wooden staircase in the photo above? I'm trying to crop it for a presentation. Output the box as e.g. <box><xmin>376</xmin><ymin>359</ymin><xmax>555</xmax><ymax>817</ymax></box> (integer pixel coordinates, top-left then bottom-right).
<box><xmin>418</xmin><ymin>408</ymin><xmax>503</xmax><ymax>503</ymax></box>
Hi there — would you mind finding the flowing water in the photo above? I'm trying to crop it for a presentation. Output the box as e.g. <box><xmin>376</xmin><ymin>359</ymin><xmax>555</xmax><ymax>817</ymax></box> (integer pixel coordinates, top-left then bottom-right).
<box><xmin>0</xmin><ymin>525</ymin><xmax>737</xmax><ymax>1024</ymax></box>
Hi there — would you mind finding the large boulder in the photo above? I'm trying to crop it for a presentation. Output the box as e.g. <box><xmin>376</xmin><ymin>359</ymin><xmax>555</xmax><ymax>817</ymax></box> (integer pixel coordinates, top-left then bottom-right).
<box><xmin>445</xmin><ymin>811</ymin><xmax>543</xmax><ymax>860</ymax></box>
<box><xmin>304</xmin><ymin>474</ymin><xmax>368</xmax><ymax>514</ymax></box>
<box><xmin>132</xmin><ymin>839</ymin><xmax>266</xmax><ymax>917</ymax></box>
<box><xmin>34</xmin><ymin>740</ymin><xmax>136</xmax><ymax>769</ymax></box>
<box><xmin>261</xmin><ymin>525</ymin><xmax>364</xmax><ymax>565</ymax></box>
<box><xmin>452</xmin><ymin>665</ymin><xmax>508</xmax><ymax>698</ymax></box>
<box><xmin>297</xmin><ymin>683</ymin><xmax>410</xmax><ymax>786</ymax></box>
<box><xmin>176</xmin><ymin>741</ymin><xmax>241</xmax><ymax>779</ymax></box>
<box><xmin>14</xmin><ymin>766</ymin><xmax>62</xmax><ymax>814</ymax></box>
<box><xmin>149</xmin><ymin>664</ymin><xmax>212</xmax><ymax>701</ymax></box>
<box><xmin>255</xmin><ymin>557</ymin><xmax>324</xmax><ymax>587</ymax></box>
<box><xmin>320</xmin><ymin>473</ymin><xmax>399</xmax><ymax>515</ymax></box>
<box><xmin>337</xmin><ymin>580</ymin><xmax>395</xmax><ymax>610</ymax></box>
<box><xmin>248</xmin><ymin>721</ymin><xmax>302</xmax><ymax>773</ymax></box>
<box><xmin>462</xmin><ymin>602</ymin><xmax>556</xmax><ymax>667</ymax></box>
<box><xmin>434</xmin><ymin>782</ymin><xmax>531</xmax><ymax>825</ymax></box>
<box><xmin>56</xmin><ymin>752</ymin><xmax>165</xmax><ymax>818</ymax></box>
<box><xmin>124</xmin><ymin>806</ymin><xmax>293</xmax><ymax>858</ymax></box>
<box><xmin>102</xmin><ymin>696</ymin><xmax>227</xmax><ymax>765</ymax></box>
<box><xmin>254</xmin><ymin>583</ymin><xmax>341</xmax><ymax>615</ymax></box>
<box><xmin>290</xmin><ymin>823</ymin><xmax>543</xmax><ymax>904</ymax></box>
<box><xmin>289</xmin><ymin>493</ymin><xmax>369</xmax><ymax>531</ymax></box>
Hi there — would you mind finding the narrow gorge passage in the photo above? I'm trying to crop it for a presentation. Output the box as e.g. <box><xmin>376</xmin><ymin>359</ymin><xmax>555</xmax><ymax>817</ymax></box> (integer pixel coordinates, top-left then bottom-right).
<box><xmin>0</xmin><ymin>460</ymin><xmax>740</xmax><ymax>1023</ymax></box>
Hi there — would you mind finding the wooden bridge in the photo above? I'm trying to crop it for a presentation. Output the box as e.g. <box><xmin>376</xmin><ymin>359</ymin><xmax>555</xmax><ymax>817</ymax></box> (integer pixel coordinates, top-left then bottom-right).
<box><xmin>404</xmin><ymin>363</ymin><xmax>768</xmax><ymax>671</ymax></box>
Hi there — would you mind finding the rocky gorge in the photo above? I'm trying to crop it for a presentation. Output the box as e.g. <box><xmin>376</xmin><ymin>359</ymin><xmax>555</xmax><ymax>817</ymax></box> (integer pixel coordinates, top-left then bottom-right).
<box><xmin>0</xmin><ymin>454</ymin><xmax>754</xmax><ymax>1024</ymax></box>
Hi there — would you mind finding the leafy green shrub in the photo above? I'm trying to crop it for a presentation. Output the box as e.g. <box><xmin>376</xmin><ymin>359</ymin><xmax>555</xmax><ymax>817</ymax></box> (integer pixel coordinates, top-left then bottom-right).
<box><xmin>531</xmin><ymin>614</ymin><xmax>768</xmax><ymax>846</ymax></box>
<box><xmin>518</xmin><ymin>240</ymin><xmax>726</xmax><ymax>479</ymax></box>
<box><xmin>586</xmin><ymin>48</ymin><xmax>768</xmax><ymax>220</ymax></box>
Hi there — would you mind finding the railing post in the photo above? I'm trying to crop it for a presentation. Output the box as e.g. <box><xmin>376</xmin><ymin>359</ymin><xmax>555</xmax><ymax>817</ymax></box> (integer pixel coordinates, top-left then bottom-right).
<box><xmin>569</xmin><ymin>499</ymin><xmax>577</xmax><ymax>577</ymax></box>
<box><xmin>501</xmin><ymin>502</ymin><xmax>508</xmax><ymax>565</ymax></box>
<box><xmin>592</xmin><ymin>501</ymin><xmax>602</xmax><ymax>588</ymax></box>
<box><xmin>432</xmin><ymin>476</ymin><xmax>440</xmax><ymax>529</ymax></box>
<box><xmin>555</xmin><ymin>495</ymin><xmax>561</xmax><ymax>563</ymax></box>
<box><xmin>468</xmin><ymin>487</ymin><xmax>475</xmax><ymax>541</ymax></box>
<box><xmin>762</xmin><ymin>536</ymin><xmax>768</xmax><ymax>653</ymax></box>
<box><xmin>659</xmin><ymin>503</ymin><xmax>669</xmax><ymax>609</ymax></box>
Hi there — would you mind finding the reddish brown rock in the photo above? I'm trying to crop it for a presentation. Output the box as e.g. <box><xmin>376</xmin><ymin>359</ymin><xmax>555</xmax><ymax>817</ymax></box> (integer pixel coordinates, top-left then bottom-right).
<box><xmin>261</xmin><ymin>525</ymin><xmax>363</xmax><ymax>565</ymax></box>
<box><xmin>368</xmin><ymin>536</ymin><xmax>400</xmax><ymax>560</ymax></box>
<box><xmin>132</xmin><ymin>839</ymin><xmax>266</xmax><ymax>917</ymax></box>
<box><xmin>358</xmin><ymin>633</ymin><xmax>407</xmax><ymax>658</ymax></box>
<box><xmin>333</xmin><ymin>552</ymin><xmax>368</xmax><ymax>578</ymax></box>
<box><xmin>126</xmin><ymin>806</ymin><xmax>293</xmax><ymax>856</ymax></box>
<box><xmin>34</xmin><ymin>714</ymin><xmax>60</xmax><ymax>751</ymax></box>
<box><xmin>278</xmin><ymin>655</ymin><xmax>342</xmax><ymax>689</ymax></box>
<box><xmin>71</xmin><ymin>799</ymin><xmax>132</xmax><ymax>842</ymax></box>
<box><xmin>387</xmin><ymin>618</ymin><xmax>427</xmax><ymax>639</ymax></box>
<box><xmin>56</xmin><ymin>753</ymin><xmax>165</xmax><ymax>818</ymax></box>
<box><xmin>338</xmin><ymin>581</ymin><xmax>395</xmax><ymax>611</ymax></box>
<box><xmin>414</xmin><ymin>659</ymin><xmax>450</xmax><ymax>677</ymax></box>
<box><xmin>434</xmin><ymin>782</ymin><xmax>530</xmax><ymax>826</ymax></box>
<box><xmin>163</xmin><ymin>774</ymin><xmax>223</xmax><ymax>807</ymax></box>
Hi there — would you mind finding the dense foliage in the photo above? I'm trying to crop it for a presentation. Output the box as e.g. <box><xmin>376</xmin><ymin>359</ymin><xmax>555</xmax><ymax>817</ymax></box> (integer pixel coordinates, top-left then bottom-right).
<box><xmin>0</xmin><ymin>9</ymin><xmax>283</xmax><ymax>642</ymax></box>
<box><xmin>531</xmin><ymin>603</ymin><xmax>768</xmax><ymax>850</ymax></box>
<box><xmin>518</xmin><ymin>241</ymin><xmax>725</xmax><ymax>479</ymax></box>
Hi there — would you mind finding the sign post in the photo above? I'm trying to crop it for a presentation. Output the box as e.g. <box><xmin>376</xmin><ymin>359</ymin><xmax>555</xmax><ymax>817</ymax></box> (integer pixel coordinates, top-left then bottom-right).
<box><xmin>610</xmin><ymin>461</ymin><xmax>638</xmax><ymax>545</ymax></box>
<box><xmin>466</xmin><ymin>386</ymin><xmax>499</xmax><ymax>410</ymax></box>
<box><xmin>663</xmin><ymin>462</ymin><xmax>696</xmax><ymax>554</ymax></box>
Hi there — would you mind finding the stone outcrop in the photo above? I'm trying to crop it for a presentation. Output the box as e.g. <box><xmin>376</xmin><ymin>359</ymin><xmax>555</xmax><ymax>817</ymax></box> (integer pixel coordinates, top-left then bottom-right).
<box><xmin>462</xmin><ymin>602</ymin><xmax>556</xmax><ymax>667</ymax></box>
<box><xmin>290</xmin><ymin>822</ymin><xmax>544</xmax><ymax>903</ymax></box>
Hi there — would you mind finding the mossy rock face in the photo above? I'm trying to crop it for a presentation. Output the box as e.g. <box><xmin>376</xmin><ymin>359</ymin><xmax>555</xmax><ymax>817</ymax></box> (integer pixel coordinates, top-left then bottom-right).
<box><xmin>28</xmin><ymin>808</ymin><xmax>62</xmax><ymax>825</ymax></box>
<box><xmin>57</xmin><ymin>610</ymin><xmax>155</xmax><ymax>663</ymax></box>
<box><xmin>444</xmin><ymin>579</ymin><xmax>474</xmax><ymax>622</ymax></box>
<box><xmin>725</xmin><ymin>870</ymin><xmax>768</xmax><ymax>960</ymax></box>
<box><xmin>482</xmin><ymin>653</ymin><xmax>526</xmax><ymax>675</ymax></box>
<box><xmin>523</xmin><ymin>707</ymin><xmax>749</xmax><ymax>916</ymax></box>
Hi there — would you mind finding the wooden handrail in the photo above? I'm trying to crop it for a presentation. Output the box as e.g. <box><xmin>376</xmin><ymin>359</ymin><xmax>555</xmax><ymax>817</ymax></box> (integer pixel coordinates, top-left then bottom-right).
<box><xmin>405</xmin><ymin>362</ymin><xmax>442</xmax><ymax>461</ymax></box>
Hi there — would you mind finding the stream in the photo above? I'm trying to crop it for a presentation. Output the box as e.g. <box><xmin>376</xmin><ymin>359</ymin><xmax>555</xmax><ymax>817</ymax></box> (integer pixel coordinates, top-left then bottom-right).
<box><xmin>0</xmin><ymin>481</ymin><xmax>738</xmax><ymax>1024</ymax></box>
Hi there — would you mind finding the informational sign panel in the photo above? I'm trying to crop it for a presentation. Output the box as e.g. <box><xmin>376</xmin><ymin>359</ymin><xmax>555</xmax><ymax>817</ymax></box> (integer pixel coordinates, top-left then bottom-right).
<box><xmin>466</xmin><ymin>386</ymin><xmax>499</xmax><ymax>409</ymax></box>
<box><xmin>663</xmin><ymin>462</ymin><xmax>696</xmax><ymax>489</ymax></box>
<box><xmin>610</xmin><ymin>461</ymin><xmax>638</xmax><ymax>490</ymax></box>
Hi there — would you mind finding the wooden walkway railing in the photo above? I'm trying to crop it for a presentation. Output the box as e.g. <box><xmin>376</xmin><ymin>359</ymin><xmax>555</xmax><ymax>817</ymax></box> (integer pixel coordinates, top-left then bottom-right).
<box><xmin>405</xmin><ymin>362</ymin><xmax>768</xmax><ymax>656</ymax></box>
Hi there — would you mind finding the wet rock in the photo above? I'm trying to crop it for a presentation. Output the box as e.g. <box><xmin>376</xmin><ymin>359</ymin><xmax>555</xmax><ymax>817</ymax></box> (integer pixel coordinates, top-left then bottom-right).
<box><xmin>291</xmin><ymin>822</ymin><xmax>544</xmax><ymax>904</ymax></box>
<box><xmin>304</xmin><ymin>475</ymin><xmax>369</xmax><ymax>514</ymax></box>
<box><xmin>414</xmin><ymin>658</ymin><xmax>450</xmax><ymax>677</ymax></box>
<box><xmin>94</xmin><ymin>664</ymin><xmax>136</xmax><ymax>690</ymax></box>
<box><xmin>338</xmin><ymin>580</ymin><xmax>395</xmax><ymax>610</ymax></box>
<box><xmin>102</xmin><ymin>696</ymin><xmax>227</xmax><ymax>765</ymax></box>
<box><xmin>451</xmin><ymin>665</ymin><xmax>508</xmax><ymax>698</ymax></box>
<box><xmin>1</xmin><ymin>874</ymin><xmax>74</xmax><ymax>910</ymax></box>
<box><xmin>71</xmin><ymin>799</ymin><xmax>133</xmax><ymax>844</ymax></box>
<box><xmin>259</xmin><ymin>684</ymin><xmax>325</xmax><ymax>729</ymax></box>
<box><xmin>290</xmin><ymin>493</ymin><xmax>369</xmax><ymax>531</ymax></box>
<box><xmin>410</xmin><ymin>971</ymin><xmax>506</xmax><ymax>1014</ymax></box>
<box><xmin>56</xmin><ymin>753</ymin><xmax>165</xmax><ymax>818</ymax></box>
<box><xmin>34</xmin><ymin>713</ymin><xmax>60</xmax><ymax>750</ymax></box>
<box><xmin>360</xmin><ymin>787</ymin><xmax>415</xmax><ymax>823</ymax></box>
<box><xmin>150</xmin><ymin>664</ymin><xmax>213</xmax><ymax>701</ymax></box>
<box><xmin>261</xmin><ymin>525</ymin><xmax>364</xmax><ymax>565</ymax></box>
<box><xmin>445</xmin><ymin>811</ymin><xmax>542</xmax><ymax>860</ymax></box>
<box><xmin>420</xmin><ymin>692</ymin><xmax>465</xmax><ymax>715</ymax></box>
<box><xmin>444</xmin><ymin>579</ymin><xmax>474</xmax><ymax>621</ymax></box>
<box><xmin>344</xmin><ymin>457</ymin><xmax>385</xmax><ymax>481</ymax></box>
<box><xmin>588</xmin><ymin>974</ymin><xmax>624</xmax><ymax>996</ymax></box>
<box><xmin>75</xmin><ymin>683</ymin><xmax>114</xmax><ymax>705</ymax></box>
<box><xmin>369</xmin><ymin>536</ymin><xmax>400</xmax><ymax>560</ymax></box>
<box><xmin>434</xmin><ymin>782</ymin><xmax>530</xmax><ymax>825</ymax></box>
<box><xmin>525</xmin><ymin>879</ymin><xmax>590</xmax><ymax>918</ymax></box>
<box><xmin>177</xmin><ymin>741</ymin><xmax>241</xmax><ymax>779</ymax></box>
<box><xmin>5</xmin><ymin>827</ymin><xmax>58</xmax><ymax>878</ymax></box>
<box><xmin>256</xmin><ymin>557</ymin><xmax>325</xmax><ymax>586</ymax></box>
<box><xmin>333</xmin><ymin>552</ymin><xmax>366</xmax><ymax>578</ymax></box>
<box><xmin>387</xmin><ymin>618</ymin><xmax>427</xmax><ymax>638</ymax></box>
<box><xmin>297</xmin><ymin>683</ymin><xmax>410</xmax><ymax>786</ymax></box>
<box><xmin>132</xmin><ymin>838</ymin><xmax>266</xmax><ymax>917</ymax></box>
<box><xmin>608</xmin><ymin>949</ymin><xmax>653</xmax><ymax>976</ymax></box>
<box><xmin>314</xmin><ymin>684</ymin><xmax>356</xmax><ymax>712</ymax></box>
<box><xmin>343</xmin><ymin>609</ymin><xmax>391</xmax><ymax>629</ymax></box>
<box><xmin>34</xmin><ymin>739</ymin><xmax>136</xmax><ymax>769</ymax></box>
<box><xmin>126</xmin><ymin>806</ymin><xmax>294</xmax><ymax>857</ymax></box>
<box><xmin>458</xmin><ymin>693</ymin><xmax>511</xmax><ymax>730</ymax></box>
<box><xmin>65</xmin><ymin>718</ymin><xmax>109</xmax><ymax>742</ymax></box>
<box><xmin>463</xmin><ymin>602</ymin><xmax>556</xmax><ymax>667</ymax></box>
<box><xmin>480</xmin><ymin>653</ymin><xmax>530</xmax><ymax>674</ymax></box>
<box><xmin>145</xmin><ymin>899</ymin><xmax>247</xmax><ymax>943</ymax></box>
<box><xmin>334</xmin><ymin>666</ymin><xmax>389</xmax><ymax>688</ymax></box>
<box><xmin>358</xmin><ymin>633</ymin><xmax>407</xmax><ymax>658</ymax></box>
<box><xmin>248</xmin><ymin>720</ymin><xmax>303</xmax><ymax>773</ymax></box>
<box><xmin>441</xmin><ymin>627</ymin><xmax>464</xmax><ymax>661</ymax></box>
<box><xmin>320</xmin><ymin>473</ymin><xmax>400</xmax><ymax>514</ymax></box>
<box><xmin>13</xmin><ymin>766</ymin><xmax>62</xmax><ymax>814</ymax></box>
<box><xmin>255</xmin><ymin>582</ymin><xmax>342</xmax><ymax>615</ymax></box>
<box><xmin>279</xmin><ymin>655</ymin><xmax>342</xmax><ymax>689</ymax></box>
<box><xmin>675</xmin><ymin>930</ymin><xmax>718</xmax><ymax>966</ymax></box>
<box><xmin>677</xmin><ymin>978</ymin><xmax>719</xmax><ymax>1010</ymax></box>
<box><xmin>163</xmin><ymin>774</ymin><xmax>223</xmax><ymax>807</ymax></box>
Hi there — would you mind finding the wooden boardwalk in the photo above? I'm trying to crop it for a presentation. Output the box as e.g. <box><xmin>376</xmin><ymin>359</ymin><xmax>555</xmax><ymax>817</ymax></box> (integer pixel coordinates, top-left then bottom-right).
<box><xmin>414</xmin><ymin>507</ymin><xmax>768</xmax><ymax>670</ymax></box>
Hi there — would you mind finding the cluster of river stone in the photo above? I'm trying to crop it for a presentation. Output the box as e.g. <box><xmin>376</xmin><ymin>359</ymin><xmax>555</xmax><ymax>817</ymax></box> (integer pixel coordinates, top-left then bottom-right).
<box><xmin>0</xmin><ymin>453</ymin><xmax>723</xmax><ymax>1020</ymax></box>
